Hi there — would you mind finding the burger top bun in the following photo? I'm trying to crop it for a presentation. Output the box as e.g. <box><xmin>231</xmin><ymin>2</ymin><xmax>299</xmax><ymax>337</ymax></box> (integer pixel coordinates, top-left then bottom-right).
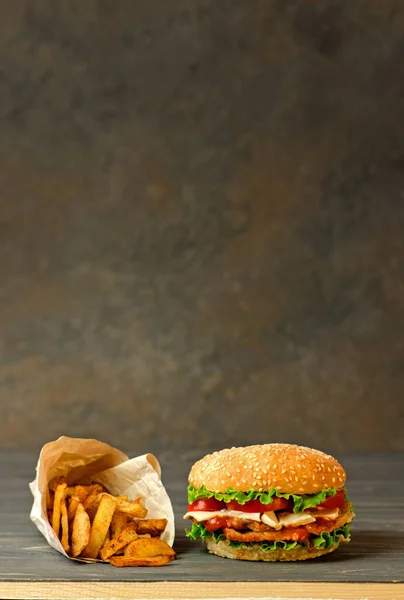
<box><xmin>189</xmin><ymin>443</ymin><xmax>346</xmax><ymax>496</ymax></box>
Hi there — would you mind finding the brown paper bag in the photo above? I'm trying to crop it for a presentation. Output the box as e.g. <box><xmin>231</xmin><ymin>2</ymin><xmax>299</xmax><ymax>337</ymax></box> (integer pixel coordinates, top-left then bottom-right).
<box><xmin>29</xmin><ymin>436</ymin><xmax>175</xmax><ymax>561</ymax></box>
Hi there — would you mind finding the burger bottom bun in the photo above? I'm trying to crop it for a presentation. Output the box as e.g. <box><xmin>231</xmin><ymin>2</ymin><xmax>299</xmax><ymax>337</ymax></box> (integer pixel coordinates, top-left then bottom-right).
<box><xmin>205</xmin><ymin>535</ymin><xmax>349</xmax><ymax>562</ymax></box>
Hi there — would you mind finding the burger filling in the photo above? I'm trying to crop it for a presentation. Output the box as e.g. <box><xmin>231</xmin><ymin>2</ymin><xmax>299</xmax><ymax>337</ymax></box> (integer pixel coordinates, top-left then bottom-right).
<box><xmin>185</xmin><ymin>485</ymin><xmax>354</xmax><ymax>552</ymax></box>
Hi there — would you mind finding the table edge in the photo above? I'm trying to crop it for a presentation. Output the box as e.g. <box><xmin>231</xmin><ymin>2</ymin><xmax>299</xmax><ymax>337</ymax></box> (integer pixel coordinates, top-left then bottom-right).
<box><xmin>0</xmin><ymin>581</ymin><xmax>403</xmax><ymax>600</ymax></box>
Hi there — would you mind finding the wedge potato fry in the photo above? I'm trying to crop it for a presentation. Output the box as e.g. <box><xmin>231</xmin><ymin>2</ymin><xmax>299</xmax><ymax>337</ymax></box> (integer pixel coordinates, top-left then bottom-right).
<box><xmin>83</xmin><ymin>492</ymin><xmax>101</xmax><ymax>510</ymax></box>
<box><xmin>84</xmin><ymin>493</ymin><xmax>102</xmax><ymax>521</ymax></box>
<box><xmin>110</xmin><ymin>511</ymin><xmax>128</xmax><ymax>537</ymax></box>
<box><xmin>123</xmin><ymin>537</ymin><xmax>175</xmax><ymax>559</ymax></box>
<box><xmin>103</xmin><ymin>529</ymin><xmax>111</xmax><ymax>547</ymax></box>
<box><xmin>115</xmin><ymin>497</ymin><xmax>148</xmax><ymax>518</ymax></box>
<box><xmin>124</xmin><ymin>537</ymin><xmax>149</xmax><ymax>555</ymax></box>
<box><xmin>67</xmin><ymin>495</ymin><xmax>81</xmax><ymax>522</ymax></box>
<box><xmin>86</xmin><ymin>484</ymin><xmax>106</xmax><ymax>495</ymax></box>
<box><xmin>52</xmin><ymin>482</ymin><xmax>67</xmax><ymax>537</ymax></box>
<box><xmin>65</xmin><ymin>485</ymin><xmax>90</xmax><ymax>504</ymax></box>
<box><xmin>71</xmin><ymin>503</ymin><xmax>91</xmax><ymax>558</ymax></box>
<box><xmin>135</xmin><ymin>518</ymin><xmax>167</xmax><ymax>536</ymax></box>
<box><xmin>81</xmin><ymin>494</ymin><xmax>117</xmax><ymax>559</ymax></box>
<box><xmin>99</xmin><ymin>523</ymin><xmax>138</xmax><ymax>561</ymax></box>
<box><xmin>47</xmin><ymin>477</ymin><xmax>169</xmax><ymax>567</ymax></box>
<box><xmin>60</xmin><ymin>495</ymin><xmax>70</xmax><ymax>553</ymax></box>
<box><xmin>109</xmin><ymin>555</ymin><xmax>173</xmax><ymax>568</ymax></box>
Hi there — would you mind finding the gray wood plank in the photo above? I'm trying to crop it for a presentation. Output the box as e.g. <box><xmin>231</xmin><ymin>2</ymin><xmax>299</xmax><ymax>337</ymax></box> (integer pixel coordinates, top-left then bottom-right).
<box><xmin>0</xmin><ymin>450</ymin><xmax>403</xmax><ymax>582</ymax></box>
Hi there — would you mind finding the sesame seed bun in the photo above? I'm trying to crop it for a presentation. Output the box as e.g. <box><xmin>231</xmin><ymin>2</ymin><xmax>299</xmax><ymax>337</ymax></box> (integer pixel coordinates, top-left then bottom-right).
<box><xmin>206</xmin><ymin>534</ymin><xmax>349</xmax><ymax>561</ymax></box>
<box><xmin>189</xmin><ymin>443</ymin><xmax>346</xmax><ymax>495</ymax></box>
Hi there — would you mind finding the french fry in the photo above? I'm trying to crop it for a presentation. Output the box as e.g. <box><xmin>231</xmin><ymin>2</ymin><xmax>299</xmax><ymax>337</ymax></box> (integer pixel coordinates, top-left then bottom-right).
<box><xmin>135</xmin><ymin>519</ymin><xmax>167</xmax><ymax>537</ymax></box>
<box><xmin>46</xmin><ymin>476</ymin><xmax>169</xmax><ymax>567</ymax></box>
<box><xmin>109</xmin><ymin>555</ymin><xmax>173</xmax><ymax>568</ymax></box>
<box><xmin>123</xmin><ymin>537</ymin><xmax>175</xmax><ymax>559</ymax></box>
<box><xmin>115</xmin><ymin>497</ymin><xmax>148</xmax><ymax>518</ymax></box>
<box><xmin>103</xmin><ymin>529</ymin><xmax>111</xmax><ymax>547</ymax></box>
<box><xmin>124</xmin><ymin>538</ymin><xmax>147</xmax><ymax>555</ymax></box>
<box><xmin>67</xmin><ymin>495</ymin><xmax>81</xmax><ymax>522</ymax></box>
<box><xmin>52</xmin><ymin>482</ymin><xmax>67</xmax><ymax>537</ymax></box>
<box><xmin>71</xmin><ymin>503</ymin><xmax>90</xmax><ymax>558</ymax></box>
<box><xmin>81</xmin><ymin>494</ymin><xmax>117</xmax><ymax>559</ymax></box>
<box><xmin>60</xmin><ymin>495</ymin><xmax>70</xmax><ymax>553</ymax></box>
<box><xmin>99</xmin><ymin>523</ymin><xmax>138</xmax><ymax>561</ymax></box>
<box><xmin>110</xmin><ymin>512</ymin><xmax>128</xmax><ymax>537</ymax></box>
<box><xmin>83</xmin><ymin>492</ymin><xmax>101</xmax><ymax>510</ymax></box>
<box><xmin>86</xmin><ymin>484</ymin><xmax>106</xmax><ymax>495</ymax></box>
<box><xmin>66</xmin><ymin>485</ymin><xmax>90</xmax><ymax>504</ymax></box>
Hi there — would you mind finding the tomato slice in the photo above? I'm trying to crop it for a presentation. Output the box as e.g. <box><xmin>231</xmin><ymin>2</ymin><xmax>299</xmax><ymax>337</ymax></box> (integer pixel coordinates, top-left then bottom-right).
<box><xmin>226</xmin><ymin>497</ymin><xmax>290</xmax><ymax>513</ymax></box>
<box><xmin>188</xmin><ymin>498</ymin><xmax>226</xmax><ymax>512</ymax></box>
<box><xmin>316</xmin><ymin>490</ymin><xmax>345</xmax><ymax>510</ymax></box>
<box><xmin>204</xmin><ymin>516</ymin><xmax>229</xmax><ymax>532</ymax></box>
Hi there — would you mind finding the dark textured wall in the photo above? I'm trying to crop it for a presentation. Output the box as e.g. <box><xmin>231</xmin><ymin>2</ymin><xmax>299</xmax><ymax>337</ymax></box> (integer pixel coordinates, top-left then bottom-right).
<box><xmin>1</xmin><ymin>1</ymin><xmax>403</xmax><ymax>454</ymax></box>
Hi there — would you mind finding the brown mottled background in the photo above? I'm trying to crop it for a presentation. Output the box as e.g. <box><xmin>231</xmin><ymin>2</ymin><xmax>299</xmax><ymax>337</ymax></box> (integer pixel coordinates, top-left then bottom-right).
<box><xmin>0</xmin><ymin>1</ymin><xmax>403</xmax><ymax>455</ymax></box>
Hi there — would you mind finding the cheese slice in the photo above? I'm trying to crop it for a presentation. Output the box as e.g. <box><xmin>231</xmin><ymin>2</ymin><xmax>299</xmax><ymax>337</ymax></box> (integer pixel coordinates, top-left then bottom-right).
<box><xmin>261</xmin><ymin>511</ymin><xmax>282</xmax><ymax>530</ymax></box>
<box><xmin>226</xmin><ymin>510</ymin><xmax>261</xmax><ymax>522</ymax></box>
<box><xmin>278</xmin><ymin>512</ymin><xmax>316</xmax><ymax>527</ymax></box>
<box><xmin>183</xmin><ymin>510</ymin><xmax>261</xmax><ymax>522</ymax></box>
<box><xmin>307</xmin><ymin>508</ymin><xmax>339</xmax><ymax>520</ymax></box>
<box><xmin>184</xmin><ymin>508</ymin><xmax>339</xmax><ymax>528</ymax></box>
<box><xmin>183</xmin><ymin>510</ymin><xmax>226</xmax><ymax>522</ymax></box>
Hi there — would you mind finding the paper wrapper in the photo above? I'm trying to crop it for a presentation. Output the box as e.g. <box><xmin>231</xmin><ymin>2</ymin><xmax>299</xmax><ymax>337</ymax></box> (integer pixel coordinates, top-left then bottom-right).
<box><xmin>29</xmin><ymin>436</ymin><xmax>175</xmax><ymax>561</ymax></box>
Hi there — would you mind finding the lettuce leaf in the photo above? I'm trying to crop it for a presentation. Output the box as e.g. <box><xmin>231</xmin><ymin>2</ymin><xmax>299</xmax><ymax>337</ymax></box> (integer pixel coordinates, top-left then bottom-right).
<box><xmin>186</xmin><ymin>522</ymin><xmax>351</xmax><ymax>552</ymax></box>
<box><xmin>312</xmin><ymin>523</ymin><xmax>351</xmax><ymax>550</ymax></box>
<box><xmin>228</xmin><ymin>539</ymin><xmax>300</xmax><ymax>551</ymax></box>
<box><xmin>185</xmin><ymin>522</ymin><xmax>210</xmax><ymax>541</ymax></box>
<box><xmin>188</xmin><ymin>484</ymin><xmax>341</xmax><ymax>513</ymax></box>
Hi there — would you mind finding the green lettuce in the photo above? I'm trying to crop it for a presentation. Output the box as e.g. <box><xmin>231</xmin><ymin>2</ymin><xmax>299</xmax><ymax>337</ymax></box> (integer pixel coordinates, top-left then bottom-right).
<box><xmin>186</xmin><ymin>522</ymin><xmax>210</xmax><ymax>541</ymax></box>
<box><xmin>228</xmin><ymin>539</ymin><xmax>300</xmax><ymax>551</ymax></box>
<box><xmin>312</xmin><ymin>523</ymin><xmax>351</xmax><ymax>549</ymax></box>
<box><xmin>186</xmin><ymin>522</ymin><xmax>351</xmax><ymax>552</ymax></box>
<box><xmin>188</xmin><ymin>484</ymin><xmax>341</xmax><ymax>513</ymax></box>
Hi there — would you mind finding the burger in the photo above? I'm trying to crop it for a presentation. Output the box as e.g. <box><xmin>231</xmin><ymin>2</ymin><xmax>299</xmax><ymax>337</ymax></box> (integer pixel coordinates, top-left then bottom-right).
<box><xmin>184</xmin><ymin>443</ymin><xmax>354</xmax><ymax>561</ymax></box>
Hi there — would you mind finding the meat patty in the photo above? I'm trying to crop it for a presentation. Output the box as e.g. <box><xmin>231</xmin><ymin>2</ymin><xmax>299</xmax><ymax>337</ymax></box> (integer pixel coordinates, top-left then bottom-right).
<box><xmin>225</xmin><ymin>518</ymin><xmax>275</xmax><ymax>533</ymax></box>
<box><xmin>222</xmin><ymin>503</ymin><xmax>355</xmax><ymax>543</ymax></box>
<box><xmin>223</xmin><ymin>526</ymin><xmax>310</xmax><ymax>543</ymax></box>
<box><xmin>306</xmin><ymin>502</ymin><xmax>354</xmax><ymax>535</ymax></box>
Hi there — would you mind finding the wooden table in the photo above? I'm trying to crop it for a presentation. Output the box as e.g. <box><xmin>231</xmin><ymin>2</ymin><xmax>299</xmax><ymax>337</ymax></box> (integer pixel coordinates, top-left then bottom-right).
<box><xmin>0</xmin><ymin>450</ymin><xmax>403</xmax><ymax>599</ymax></box>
